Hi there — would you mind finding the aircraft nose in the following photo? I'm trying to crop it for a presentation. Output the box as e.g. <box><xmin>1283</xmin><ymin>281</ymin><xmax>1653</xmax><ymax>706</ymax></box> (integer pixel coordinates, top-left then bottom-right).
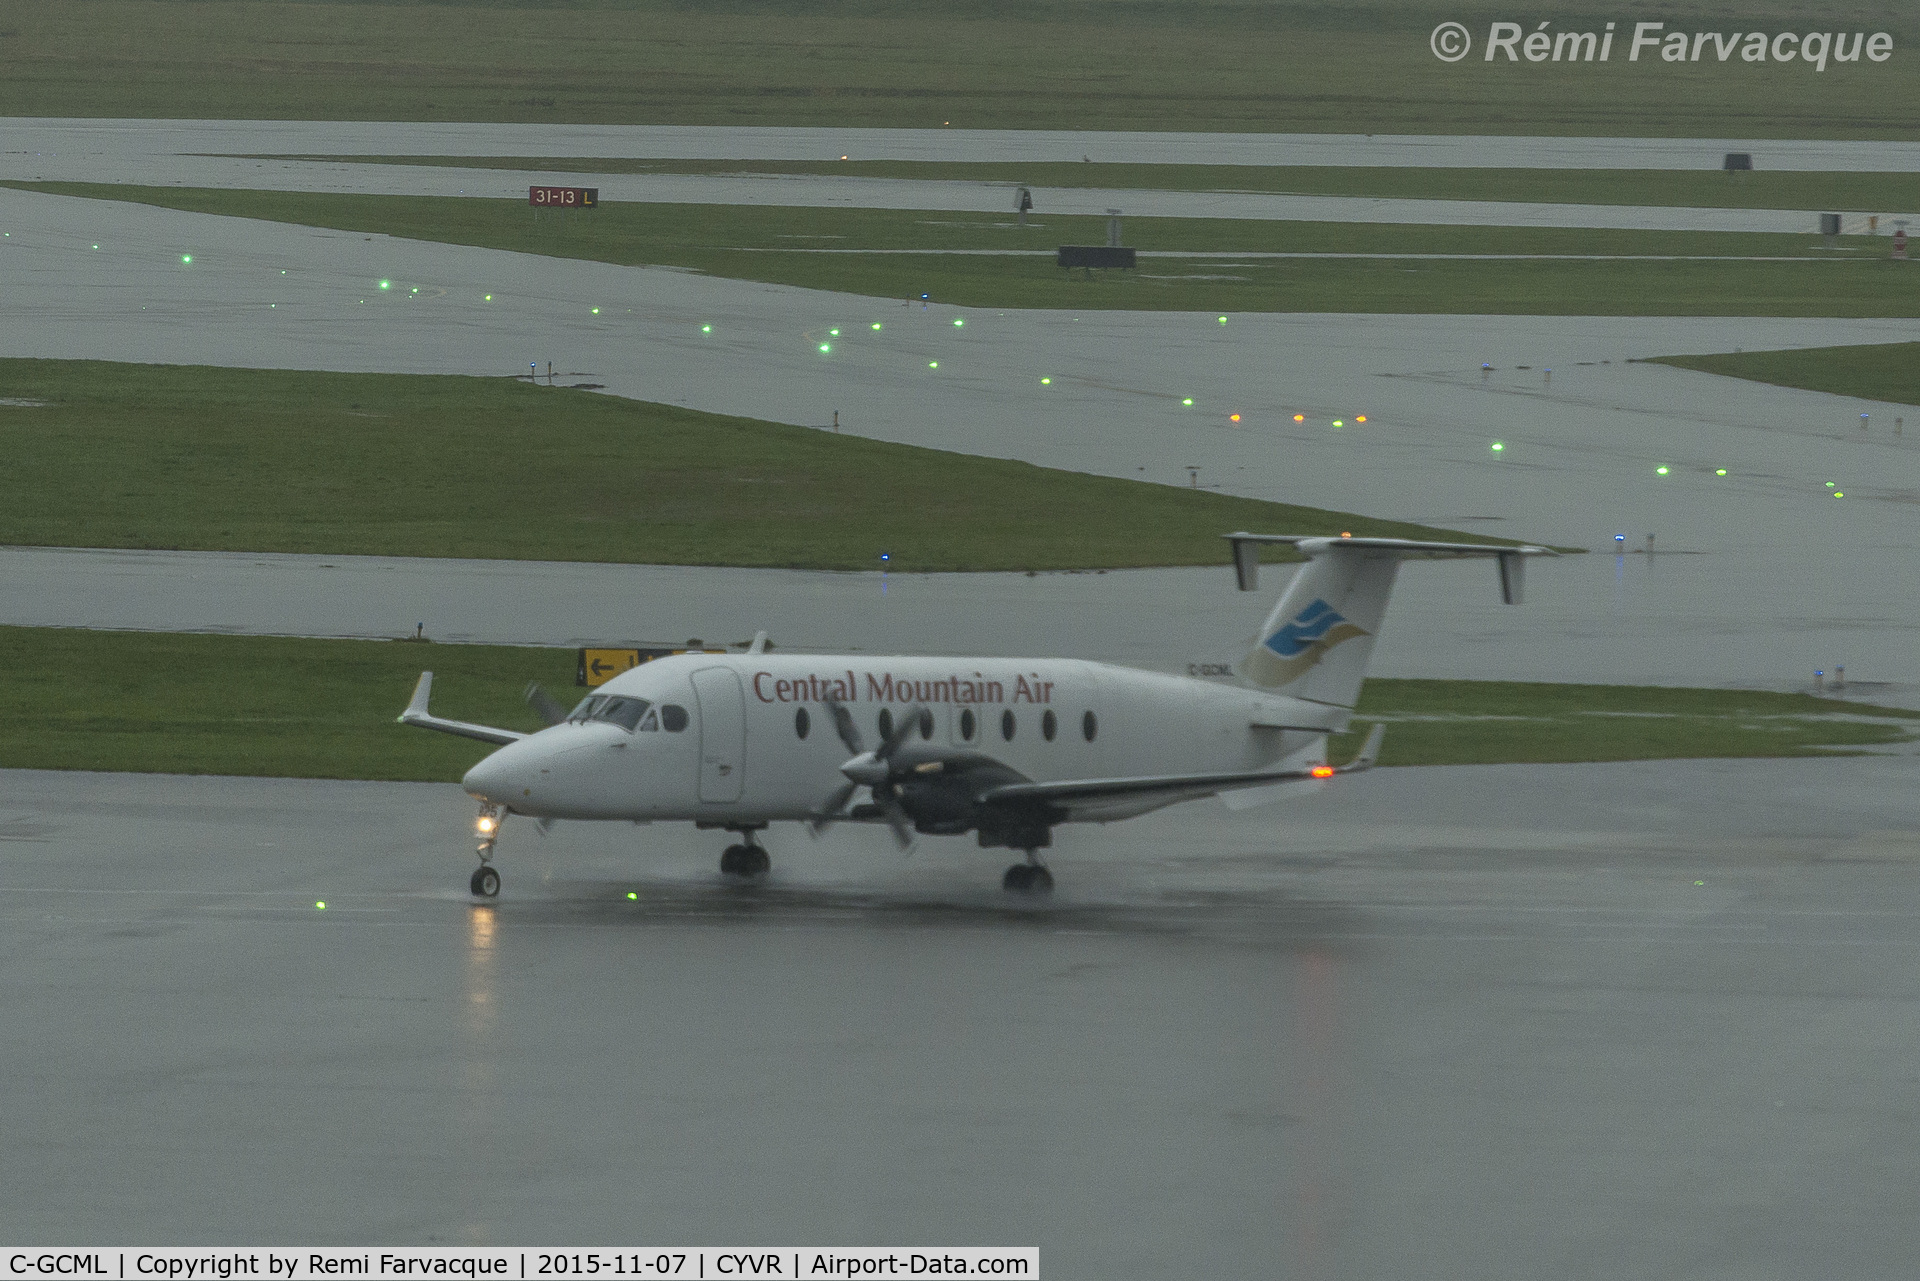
<box><xmin>463</xmin><ymin>745</ymin><xmax>524</xmax><ymax>802</ymax></box>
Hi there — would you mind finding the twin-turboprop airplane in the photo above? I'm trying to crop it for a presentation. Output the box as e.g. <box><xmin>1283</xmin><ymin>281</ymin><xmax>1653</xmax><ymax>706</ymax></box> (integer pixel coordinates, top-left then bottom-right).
<box><xmin>402</xmin><ymin>533</ymin><xmax>1552</xmax><ymax>896</ymax></box>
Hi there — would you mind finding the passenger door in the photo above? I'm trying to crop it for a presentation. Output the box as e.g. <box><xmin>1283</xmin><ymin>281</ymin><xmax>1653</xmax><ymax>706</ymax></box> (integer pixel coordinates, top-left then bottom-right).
<box><xmin>691</xmin><ymin>667</ymin><xmax>746</xmax><ymax>803</ymax></box>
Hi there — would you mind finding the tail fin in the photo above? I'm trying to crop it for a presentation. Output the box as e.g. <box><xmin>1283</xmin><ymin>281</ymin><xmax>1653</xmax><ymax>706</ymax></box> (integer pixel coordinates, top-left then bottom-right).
<box><xmin>1226</xmin><ymin>534</ymin><xmax>1554</xmax><ymax>709</ymax></box>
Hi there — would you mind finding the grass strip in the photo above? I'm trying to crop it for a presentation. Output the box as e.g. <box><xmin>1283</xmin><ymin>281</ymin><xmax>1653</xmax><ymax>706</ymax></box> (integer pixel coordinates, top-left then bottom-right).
<box><xmin>1646</xmin><ymin>341</ymin><xmax>1920</xmax><ymax>407</ymax></box>
<box><xmin>1335</xmin><ymin>679</ymin><xmax>1920</xmax><ymax>767</ymax></box>
<box><xmin>3</xmin><ymin>0</ymin><xmax>1917</xmax><ymax>137</ymax></box>
<box><xmin>0</xmin><ymin>359</ymin><xmax>1494</xmax><ymax>571</ymax></box>
<box><xmin>14</xmin><ymin>183</ymin><xmax>1913</xmax><ymax>317</ymax></box>
<box><xmin>257</xmin><ymin>158</ymin><xmax>1920</xmax><ymax>216</ymax></box>
<box><xmin>2</xmin><ymin>628</ymin><xmax>1911</xmax><ymax>782</ymax></box>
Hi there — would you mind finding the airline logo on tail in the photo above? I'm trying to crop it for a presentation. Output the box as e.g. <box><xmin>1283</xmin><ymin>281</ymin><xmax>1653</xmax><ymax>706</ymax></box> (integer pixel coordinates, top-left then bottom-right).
<box><xmin>1242</xmin><ymin>598</ymin><xmax>1371</xmax><ymax>687</ymax></box>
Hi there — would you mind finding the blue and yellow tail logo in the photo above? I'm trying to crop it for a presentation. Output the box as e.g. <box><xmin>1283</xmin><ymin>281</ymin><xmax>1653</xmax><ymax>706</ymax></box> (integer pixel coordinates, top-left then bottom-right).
<box><xmin>1242</xmin><ymin>598</ymin><xmax>1371</xmax><ymax>687</ymax></box>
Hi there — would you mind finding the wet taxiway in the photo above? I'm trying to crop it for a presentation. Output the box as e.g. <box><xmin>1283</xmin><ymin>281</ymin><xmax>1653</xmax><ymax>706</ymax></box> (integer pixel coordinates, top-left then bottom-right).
<box><xmin>11</xmin><ymin>118</ymin><xmax>1920</xmax><ymax>169</ymax></box>
<box><xmin>6</xmin><ymin>757</ymin><xmax>1920</xmax><ymax>1276</ymax></box>
<box><xmin>4</xmin><ymin>181</ymin><xmax>1919</xmax><ymax>688</ymax></box>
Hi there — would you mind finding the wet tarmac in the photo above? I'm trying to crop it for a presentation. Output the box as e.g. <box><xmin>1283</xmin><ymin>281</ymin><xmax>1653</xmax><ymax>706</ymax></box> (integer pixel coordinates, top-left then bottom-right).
<box><xmin>12</xmin><ymin>118</ymin><xmax>1920</xmax><ymax>169</ymax></box>
<box><xmin>4</xmin><ymin>179</ymin><xmax>1918</xmax><ymax>689</ymax></box>
<box><xmin>6</xmin><ymin>758</ymin><xmax>1920</xmax><ymax>1275</ymax></box>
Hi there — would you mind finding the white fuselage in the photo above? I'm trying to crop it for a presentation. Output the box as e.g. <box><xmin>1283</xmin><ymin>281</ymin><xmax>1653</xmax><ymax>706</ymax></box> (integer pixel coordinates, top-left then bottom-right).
<box><xmin>460</xmin><ymin>653</ymin><xmax>1340</xmax><ymax>827</ymax></box>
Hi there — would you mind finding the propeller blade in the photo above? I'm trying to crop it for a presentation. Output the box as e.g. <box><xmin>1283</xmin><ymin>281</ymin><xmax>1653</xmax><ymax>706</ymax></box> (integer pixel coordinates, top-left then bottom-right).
<box><xmin>807</xmin><ymin>780</ymin><xmax>860</xmax><ymax>836</ymax></box>
<box><xmin>878</xmin><ymin>705</ymin><xmax>929</xmax><ymax>760</ymax></box>
<box><xmin>525</xmin><ymin>682</ymin><xmax>568</xmax><ymax>727</ymax></box>
<box><xmin>823</xmin><ymin>697</ymin><xmax>864</xmax><ymax>756</ymax></box>
<box><xmin>879</xmin><ymin>796</ymin><xmax>916</xmax><ymax>851</ymax></box>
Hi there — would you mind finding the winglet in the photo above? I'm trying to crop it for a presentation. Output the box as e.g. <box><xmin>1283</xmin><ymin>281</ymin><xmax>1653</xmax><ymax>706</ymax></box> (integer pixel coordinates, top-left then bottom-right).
<box><xmin>1338</xmin><ymin>723</ymin><xmax>1387</xmax><ymax>773</ymax></box>
<box><xmin>402</xmin><ymin>671</ymin><xmax>434</xmax><ymax>721</ymax></box>
<box><xmin>748</xmin><ymin>630</ymin><xmax>771</xmax><ymax>654</ymax></box>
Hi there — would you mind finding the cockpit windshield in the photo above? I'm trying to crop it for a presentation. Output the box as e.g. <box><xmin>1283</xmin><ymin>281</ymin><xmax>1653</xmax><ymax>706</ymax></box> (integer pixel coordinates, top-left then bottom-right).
<box><xmin>567</xmin><ymin>694</ymin><xmax>653</xmax><ymax>731</ymax></box>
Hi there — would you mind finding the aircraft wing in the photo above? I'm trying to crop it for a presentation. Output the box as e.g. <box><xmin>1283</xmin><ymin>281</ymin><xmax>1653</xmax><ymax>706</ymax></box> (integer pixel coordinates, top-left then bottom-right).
<box><xmin>978</xmin><ymin>724</ymin><xmax>1385</xmax><ymax>810</ymax></box>
<box><xmin>396</xmin><ymin>671</ymin><xmax>528</xmax><ymax>746</ymax></box>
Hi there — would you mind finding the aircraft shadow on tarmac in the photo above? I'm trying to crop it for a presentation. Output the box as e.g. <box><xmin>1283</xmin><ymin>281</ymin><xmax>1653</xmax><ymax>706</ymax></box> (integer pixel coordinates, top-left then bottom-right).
<box><xmin>475</xmin><ymin>869</ymin><xmax>1368</xmax><ymax>948</ymax></box>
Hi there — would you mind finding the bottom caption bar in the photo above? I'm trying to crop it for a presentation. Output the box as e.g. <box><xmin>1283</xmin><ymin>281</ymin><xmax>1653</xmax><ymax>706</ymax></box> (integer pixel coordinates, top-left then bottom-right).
<box><xmin>3</xmin><ymin>1251</ymin><xmax>1037</xmax><ymax>1280</ymax></box>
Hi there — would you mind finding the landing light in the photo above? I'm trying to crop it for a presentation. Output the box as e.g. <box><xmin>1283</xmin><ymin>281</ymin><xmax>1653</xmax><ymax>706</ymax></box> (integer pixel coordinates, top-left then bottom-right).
<box><xmin>1310</xmin><ymin>765</ymin><xmax>1336</xmax><ymax>779</ymax></box>
<box><xmin>476</xmin><ymin>816</ymin><xmax>496</xmax><ymax>834</ymax></box>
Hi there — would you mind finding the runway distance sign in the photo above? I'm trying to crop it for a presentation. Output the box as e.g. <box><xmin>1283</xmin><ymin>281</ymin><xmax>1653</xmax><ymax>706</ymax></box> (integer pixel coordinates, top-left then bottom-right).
<box><xmin>577</xmin><ymin>646</ymin><xmax>728</xmax><ymax>686</ymax></box>
<box><xmin>529</xmin><ymin>186</ymin><xmax>598</xmax><ymax>208</ymax></box>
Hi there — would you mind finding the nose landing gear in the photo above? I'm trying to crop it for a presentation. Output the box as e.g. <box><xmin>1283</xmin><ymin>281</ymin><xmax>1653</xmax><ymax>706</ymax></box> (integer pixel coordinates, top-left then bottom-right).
<box><xmin>471</xmin><ymin>803</ymin><xmax>504</xmax><ymax>897</ymax></box>
<box><xmin>719</xmin><ymin>827</ymin><xmax>771</xmax><ymax>879</ymax></box>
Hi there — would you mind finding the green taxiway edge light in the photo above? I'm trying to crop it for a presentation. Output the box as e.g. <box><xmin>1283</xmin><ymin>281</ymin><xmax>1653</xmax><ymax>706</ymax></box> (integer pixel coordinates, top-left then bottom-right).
<box><xmin>1182</xmin><ymin>398</ymin><xmax>1194</xmax><ymax>406</ymax></box>
<box><xmin>819</xmin><ymin>344</ymin><xmax>831</xmax><ymax>353</ymax></box>
<box><xmin>1041</xmin><ymin>377</ymin><xmax>1052</xmax><ymax>385</ymax></box>
<box><xmin>379</xmin><ymin>280</ymin><xmax>390</xmax><ymax>289</ymax></box>
<box><xmin>701</xmin><ymin>324</ymin><xmax>712</xmax><ymax>333</ymax></box>
<box><xmin>315</xmin><ymin>901</ymin><xmax>326</xmax><ymax>910</ymax></box>
<box><xmin>485</xmin><ymin>294</ymin><xmax>493</xmax><ymax>301</ymax></box>
<box><xmin>829</xmin><ymin>328</ymin><xmax>840</xmax><ymax>336</ymax></box>
<box><xmin>627</xmin><ymin>892</ymin><xmax>638</xmax><ymax>901</ymax></box>
<box><xmin>1491</xmin><ymin>442</ymin><xmax>1505</xmax><ymax>452</ymax></box>
<box><xmin>180</xmin><ymin>254</ymin><xmax>192</xmax><ymax>263</ymax></box>
<box><xmin>1218</xmin><ymin>316</ymin><xmax>1228</xmax><ymax>324</ymax></box>
<box><xmin>1716</xmin><ymin>469</ymin><xmax>1727</xmax><ymax>476</ymax></box>
<box><xmin>1833</xmin><ymin>491</ymin><xmax>1845</xmax><ymax>498</ymax></box>
<box><xmin>870</xmin><ymin>323</ymin><xmax>882</xmax><ymax>331</ymax></box>
<box><xmin>1656</xmin><ymin>466</ymin><xmax>1670</xmax><ymax>475</ymax></box>
<box><xmin>928</xmin><ymin>361</ymin><xmax>939</xmax><ymax>368</ymax></box>
<box><xmin>953</xmin><ymin>318</ymin><xmax>964</xmax><ymax>327</ymax></box>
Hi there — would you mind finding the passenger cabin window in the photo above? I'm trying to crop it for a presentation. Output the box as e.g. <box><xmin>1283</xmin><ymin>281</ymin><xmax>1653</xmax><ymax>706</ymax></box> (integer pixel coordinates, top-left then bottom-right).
<box><xmin>1001</xmin><ymin>709</ymin><xmax>1016</xmax><ymax>741</ymax></box>
<box><xmin>795</xmin><ymin>707</ymin><xmax>811</xmax><ymax>739</ymax></box>
<box><xmin>1042</xmin><ymin>709</ymin><xmax>1058</xmax><ymax>741</ymax></box>
<box><xmin>661</xmin><ymin>704</ymin><xmax>689</xmax><ymax>732</ymax></box>
<box><xmin>1082</xmin><ymin>710</ymin><xmax>1098</xmax><ymax>742</ymax></box>
<box><xmin>959</xmin><ymin>708</ymin><xmax>976</xmax><ymax>741</ymax></box>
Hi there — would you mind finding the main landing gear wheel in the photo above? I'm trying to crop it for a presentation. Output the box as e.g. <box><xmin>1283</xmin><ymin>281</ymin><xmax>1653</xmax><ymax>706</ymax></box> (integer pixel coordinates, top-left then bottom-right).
<box><xmin>470</xmin><ymin>865</ymin><xmax>501</xmax><ymax>898</ymax></box>
<box><xmin>720</xmin><ymin>843</ymin><xmax>771</xmax><ymax>878</ymax></box>
<box><xmin>1002</xmin><ymin>863</ymin><xmax>1053</xmax><ymax>895</ymax></box>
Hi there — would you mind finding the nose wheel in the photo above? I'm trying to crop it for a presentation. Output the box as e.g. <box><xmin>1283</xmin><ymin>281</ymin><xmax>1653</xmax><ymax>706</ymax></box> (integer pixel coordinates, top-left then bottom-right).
<box><xmin>471</xmin><ymin>803</ymin><xmax>504</xmax><ymax>897</ymax></box>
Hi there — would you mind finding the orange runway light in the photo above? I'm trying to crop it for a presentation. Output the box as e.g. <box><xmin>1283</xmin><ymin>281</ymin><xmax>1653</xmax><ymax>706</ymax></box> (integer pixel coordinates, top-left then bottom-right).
<box><xmin>1310</xmin><ymin>765</ymin><xmax>1336</xmax><ymax>779</ymax></box>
